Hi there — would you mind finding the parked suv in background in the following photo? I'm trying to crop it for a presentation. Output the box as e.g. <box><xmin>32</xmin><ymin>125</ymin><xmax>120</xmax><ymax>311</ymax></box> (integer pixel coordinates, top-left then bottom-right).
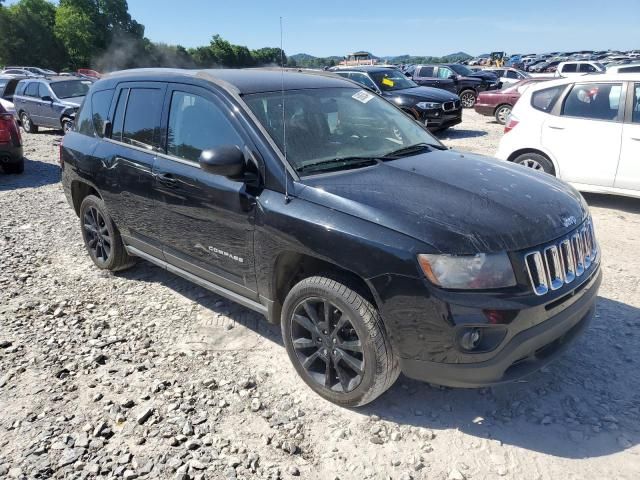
<box><xmin>497</xmin><ymin>74</ymin><xmax>640</xmax><ymax>198</ymax></box>
<box><xmin>61</xmin><ymin>68</ymin><xmax>601</xmax><ymax>407</ymax></box>
<box><xmin>555</xmin><ymin>61</ymin><xmax>605</xmax><ymax>77</ymax></box>
<box><xmin>404</xmin><ymin>64</ymin><xmax>499</xmax><ymax>108</ymax></box>
<box><xmin>14</xmin><ymin>77</ymin><xmax>91</xmax><ymax>133</ymax></box>
<box><xmin>0</xmin><ymin>75</ymin><xmax>27</xmax><ymax>117</ymax></box>
<box><xmin>331</xmin><ymin>66</ymin><xmax>462</xmax><ymax>131</ymax></box>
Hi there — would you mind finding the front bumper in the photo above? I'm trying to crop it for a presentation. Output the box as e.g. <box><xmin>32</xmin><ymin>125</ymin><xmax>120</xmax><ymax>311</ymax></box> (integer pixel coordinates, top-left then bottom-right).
<box><xmin>422</xmin><ymin>109</ymin><xmax>462</xmax><ymax>131</ymax></box>
<box><xmin>400</xmin><ymin>267</ymin><xmax>601</xmax><ymax>387</ymax></box>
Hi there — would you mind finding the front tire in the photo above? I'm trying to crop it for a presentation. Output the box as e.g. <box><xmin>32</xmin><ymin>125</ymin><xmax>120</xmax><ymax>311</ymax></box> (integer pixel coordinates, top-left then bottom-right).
<box><xmin>459</xmin><ymin>90</ymin><xmax>477</xmax><ymax>108</ymax></box>
<box><xmin>513</xmin><ymin>152</ymin><xmax>555</xmax><ymax>175</ymax></box>
<box><xmin>20</xmin><ymin>112</ymin><xmax>38</xmax><ymax>133</ymax></box>
<box><xmin>62</xmin><ymin>118</ymin><xmax>73</xmax><ymax>134</ymax></box>
<box><xmin>79</xmin><ymin>195</ymin><xmax>136</xmax><ymax>271</ymax></box>
<box><xmin>281</xmin><ymin>276</ymin><xmax>399</xmax><ymax>407</ymax></box>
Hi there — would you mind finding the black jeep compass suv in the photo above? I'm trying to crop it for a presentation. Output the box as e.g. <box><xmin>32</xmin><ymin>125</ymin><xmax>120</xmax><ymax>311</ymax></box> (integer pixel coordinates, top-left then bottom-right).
<box><xmin>61</xmin><ymin>69</ymin><xmax>601</xmax><ymax>407</ymax></box>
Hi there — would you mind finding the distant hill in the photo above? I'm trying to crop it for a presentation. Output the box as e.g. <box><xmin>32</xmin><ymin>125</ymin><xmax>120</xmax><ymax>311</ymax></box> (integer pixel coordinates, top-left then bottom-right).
<box><xmin>289</xmin><ymin>51</ymin><xmax>472</xmax><ymax>67</ymax></box>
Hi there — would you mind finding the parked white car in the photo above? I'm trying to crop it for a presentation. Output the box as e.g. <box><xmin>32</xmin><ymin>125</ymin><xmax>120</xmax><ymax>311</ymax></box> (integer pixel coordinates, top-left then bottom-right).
<box><xmin>607</xmin><ymin>63</ymin><xmax>640</xmax><ymax>74</ymax></box>
<box><xmin>496</xmin><ymin>74</ymin><xmax>640</xmax><ymax>199</ymax></box>
<box><xmin>482</xmin><ymin>67</ymin><xmax>531</xmax><ymax>87</ymax></box>
<box><xmin>554</xmin><ymin>61</ymin><xmax>605</xmax><ymax>77</ymax></box>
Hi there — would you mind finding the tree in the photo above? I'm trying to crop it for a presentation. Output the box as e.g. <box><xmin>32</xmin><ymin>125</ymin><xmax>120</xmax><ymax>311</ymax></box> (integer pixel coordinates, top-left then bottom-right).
<box><xmin>55</xmin><ymin>3</ymin><xmax>97</xmax><ymax>68</ymax></box>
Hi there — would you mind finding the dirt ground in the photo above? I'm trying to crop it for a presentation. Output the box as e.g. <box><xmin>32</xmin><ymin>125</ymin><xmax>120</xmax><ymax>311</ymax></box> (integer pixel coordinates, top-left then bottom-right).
<box><xmin>1</xmin><ymin>109</ymin><xmax>639</xmax><ymax>480</ymax></box>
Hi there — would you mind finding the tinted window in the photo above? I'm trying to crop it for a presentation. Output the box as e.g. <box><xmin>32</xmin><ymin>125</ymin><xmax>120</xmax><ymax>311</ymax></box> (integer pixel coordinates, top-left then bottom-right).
<box><xmin>75</xmin><ymin>99</ymin><xmax>94</xmax><ymax>136</ymax></box>
<box><xmin>347</xmin><ymin>73</ymin><xmax>378</xmax><ymax>91</ymax></box>
<box><xmin>0</xmin><ymin>81</ymin><xmax>7</xmax><ymax>94</ymax></box>
<box><xmin>506</xmin><ymin>70</ymin><xmax>519</xmax><ymax>79</ymax></box>
<box><xmin>531</xmin><ymin>85</ymin><xmax>564</xmax><ymax>112</ymax></box>
<box><xmin>120</xmin><ymin>88</ymin><xmax>163</xmax><ymax>149</ymax></box>
<box><xmin>92</xmin><ymin>89</ymin><xmax>114</xmax><ymax>137</ymax></box>
<box><xmin>562</xmin><ymin>63</ymin><xmax>577</xmax><ymax>73</ymax></box>
<box><xmin>50</xmin><ymin>80</ymin><xmax>91</xmax><ymax>99</ymax></box>
<box><xmin>437</xmin><ymin>67</ymin><xmax>453</xmax><ymax>79</ymax></box>
<box><xmin>492</xmin><ymin>70</ymin><xmax>505</xmax><ymax>77</ymax></box>
<box><xmin>111</xmin><ymin>88</ymin><xmax>129</xmax><ymax>142</ymax></box>
<box><xmin>562</xmin><ymin>83</ymin><xmax>622</xmax><ymax>121</ymax></box>
<box><xmin>619</xmin><ymin>65</ymin><xmax>640</xmax><ymax>73</ymax></box>
<box><xmin>2</xmin><ymin>79</ymin><xmax>20</xmax><ymax>100</ymax></box>
<box><xmin>579</xmin><ymin>64</ymin><xmax>597</xmax><ymax>73</ymax></box>
<box><xmin>24</xmin><ymin>82</ymin><xmax>39</xmax><ymax>97</ymax></box>
<box><xmin>632</xmin><ymin>84</ymin><xmax>640</xmax><ymax>124</ymax></box>
<box><xmin>167</xmin><ymin>91</ymin><xmax>243</xmax><ymax>162</ymax></box>
<box><xmin>418</xmin><ymin>66</ymin><xmax>434</xmax><ymax>77</ymax></box>
<box><xmin>38</xmin><ymin>83</ymin><xmax>50</xmax><ymax>98</ymax></box>
<box><xmin>15</xmin><ymin>81</ymin><xmax>27</xmax><ymax>96</ymax></box>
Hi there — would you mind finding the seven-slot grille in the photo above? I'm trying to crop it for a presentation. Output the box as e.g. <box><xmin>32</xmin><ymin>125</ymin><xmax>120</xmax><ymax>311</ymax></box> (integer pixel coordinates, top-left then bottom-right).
<box><xmin>524</xmin><ymin>220</ymin><xmax>597</xmax><ymax>296</ymax></box>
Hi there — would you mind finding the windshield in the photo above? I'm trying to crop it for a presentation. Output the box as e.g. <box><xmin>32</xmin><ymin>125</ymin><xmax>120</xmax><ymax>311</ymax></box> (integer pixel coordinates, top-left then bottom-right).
<box><xmin>243</xmin><ymin>87</ymin><xmax>443</xmax><ymax>175</ymax></box>
<box><xmin>449</xmin><ymin>64</ymin><xmax>474</xmax><ymax>76</ymax></box>
<box><xmin>369</xmin><ymin>70</ymin><xmax>417</xmax><ymax>91</ymax></box>
<box><xmin>50</xmin><ymin>80</ymin><xmax>91</xmax><ymax>99</ymax></box>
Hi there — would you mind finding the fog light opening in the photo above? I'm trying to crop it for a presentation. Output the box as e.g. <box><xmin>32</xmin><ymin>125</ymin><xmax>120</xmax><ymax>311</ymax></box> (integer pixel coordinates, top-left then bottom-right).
<box><xmin>460</xmin><ymin>327</ymin><xmax>483</xmax><ymax>351</ymax></box>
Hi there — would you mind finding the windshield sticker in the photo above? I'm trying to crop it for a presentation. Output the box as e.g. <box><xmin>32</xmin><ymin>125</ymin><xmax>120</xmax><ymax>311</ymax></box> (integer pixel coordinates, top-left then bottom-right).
<box><xmin>381</xmin><ymin>78</ymin><xmax>395</xmax><ymax>87</ymax></box>
<box><xmin>352</xmin><ymin>90</ymin><xmax>375</xmax><ymax>103</ymax></box>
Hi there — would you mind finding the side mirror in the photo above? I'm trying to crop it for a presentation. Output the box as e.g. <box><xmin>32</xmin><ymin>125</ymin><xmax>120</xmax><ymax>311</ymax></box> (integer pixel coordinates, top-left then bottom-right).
<box><xmin>42</xmin><ymin>95</ymin><xmax>53</xmax><ymax>102</ymax></box>
<box><xmin>199</xmin><ymin>146</ymin><xmax>245</xmax><ymax>179</ymax></box>
<box><xmin>448</xmin><ymin>74</ymin><xmax>458</xmax><ymax>81</ymax></box>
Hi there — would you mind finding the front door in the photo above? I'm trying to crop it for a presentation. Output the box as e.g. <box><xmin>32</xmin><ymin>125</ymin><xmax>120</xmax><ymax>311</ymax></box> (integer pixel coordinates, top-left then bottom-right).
<box><xmin>615</xmin><ymin>82</ymin><xmax>640</xmax><ymax>191</ymax></box>
<box><xmin>541</xmin><ymin>81</ymin><xmax>624</xmax><ymax>187</ymax></box>
<box><xmin>153</xmin><ymin>84</ymin><xmax>258</xmax><ymax>298</ymax></box>
<box><xmin>38</xmin><ymin>83</ymin><xmax>57</xmax><ymax>127</ymax></box>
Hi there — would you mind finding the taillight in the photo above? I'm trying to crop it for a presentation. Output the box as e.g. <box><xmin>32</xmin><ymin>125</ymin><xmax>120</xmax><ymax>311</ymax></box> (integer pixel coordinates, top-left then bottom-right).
<box><xmin>0</xmin><ymin>114</ymin><xmax>20</xmax><ymax>145</ymax></box>
<box><xmin>504</xmin><ymin>115</ymin><xmax>519</xmax><ymax>134</ymax></box>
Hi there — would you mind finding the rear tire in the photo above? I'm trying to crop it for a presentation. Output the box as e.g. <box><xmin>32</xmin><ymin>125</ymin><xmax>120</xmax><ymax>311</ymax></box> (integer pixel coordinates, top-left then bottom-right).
<box><xmin>281</xmin><ymin>275</ymin><xmax>399</xmax><ymax>407</ymax></box>
<box><xmin>494</xmin><ymin>104</ymin><xmax>512</xmax><ymax>125</ymax></box>
<box><xmin>20</xmin><ymin>112</ymin><xmax>38</xmax><ymax>133</ymax></box>
<box><xmin>513</xmin><ymin>152</ymin><xmax>555</xmax><ymax>175</ymax></box>
<box><xmin>459</xmin><ymin>90</ymin><xmax>477</xmax><ymax>108</ymax></box>
<box><xmin>79</xmin><ymin>195</ymin><xmax>136</xmax><ymax>272</ymax></box>
<box><xmin>3</xmin><ymin>159</ymin><xmax>24</xmax><ymax>174</ymax></box>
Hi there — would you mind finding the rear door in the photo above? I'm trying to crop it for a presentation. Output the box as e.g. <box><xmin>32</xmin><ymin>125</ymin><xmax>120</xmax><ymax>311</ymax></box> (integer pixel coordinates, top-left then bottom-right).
<box><xmin>96</xmin><ymin>82</ymin><xmax>167</xmax><ymax>257</ymax></box>
<box><xmin>434</xmin><ymin>67</ymin><xmax>457</xmax><ymax>93</ymax></box>
<box><xmin>615</xmin><ymin>82</ymin><xmax>640</xmax><ymax>191</ymax></box>
<box><xmin>21</xmin><ymin>81</ymin><xmax>41</xmax><ymax>122</ymax></box>
<box><xmin>153</xmin><ymin>83</ymin><xmax>258</xmax><ymax>297</ymax></box>
<box><xmin>541</xmin><ymin>81</ymin><xmax>624</xmax><ymax>186</ymax></box>
<box><xmin>413</xmin><ymin>66</ymin><xmax>437</xmax><ymax>87</ymax></box>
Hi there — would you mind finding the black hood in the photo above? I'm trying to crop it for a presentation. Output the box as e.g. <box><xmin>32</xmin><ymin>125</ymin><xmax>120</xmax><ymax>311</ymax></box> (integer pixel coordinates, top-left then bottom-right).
<box><xmin>384</xmin><ymin>86</ymin><xmax>459</xmax><ymax>103</ymax></box>
<box><xmin>296</xmin><ymin>150</ymin><xmax>588</xmax><ymax>254</ymax></box>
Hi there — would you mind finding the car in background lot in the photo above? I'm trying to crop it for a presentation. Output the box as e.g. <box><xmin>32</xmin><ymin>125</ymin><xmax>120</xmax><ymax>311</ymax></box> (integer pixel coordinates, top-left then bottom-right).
<box><xmin>403</xmin><ymin>63</ymin><xmax>499</xmax><ymax>108</ymax></box>
<box><xmin>607</xmin><ymin>63</ymin><xmax>640</xmax><ymax>74</ymax></box>
<box><xmin>331</xmin><ymin>66</ymin><xmax>462</xmax><ymax>131</ymax></box>
<box><xmin>482</xmin><ymin>67</ymin><xmax>531</xmax><ymax>87</ymax></box>
<box><xmin>496</xmin><ymin>74</ymin><xmax>640</xmax><ymax>199</ymax></box>
<box><xmin>13</xmin><ymin>76</ymin><xmax>91</xmax><ymax>134</ymax></box>
<box><xmin>1</xmin><ymin>68</ymin><xmax>38</xmax><ymax>77</ymax></box>
<box><xmin>3</xmin><ymin>66</ymin><xmax>57</xmax><ymax>76</ymax></box>
<box><xmin>0</xmin><ymin>75</ymin><xmax>27</xmax><ymax>117</ymax></box>
<box><xmin>0</xmin><ymin>100</ymin><xmax>24</xmax><ymax>174</ymax></box>
<box><xmin>555</xmin><ymin>61</ymin><xmax>605</xmax><ymax>77</ymax></box>
<box><xmin>474</xmin><ymin>78</ymin><xmax>549</xmax><ymax>124</ymax></box>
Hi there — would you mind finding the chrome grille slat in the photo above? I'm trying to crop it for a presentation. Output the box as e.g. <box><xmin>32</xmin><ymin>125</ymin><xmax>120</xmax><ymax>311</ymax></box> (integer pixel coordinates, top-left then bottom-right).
<box><xmin>525</xmin><ymin>220</ymin><xmax>597</xmax><ymax>296</ymax></box>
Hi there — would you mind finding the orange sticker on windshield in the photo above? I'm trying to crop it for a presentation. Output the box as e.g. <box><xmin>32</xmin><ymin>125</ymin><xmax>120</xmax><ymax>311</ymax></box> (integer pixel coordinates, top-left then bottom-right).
<box><xmin>381</xmin><ymin>78</ymin><xmax>394</xmax><ymax>87</ymax></box>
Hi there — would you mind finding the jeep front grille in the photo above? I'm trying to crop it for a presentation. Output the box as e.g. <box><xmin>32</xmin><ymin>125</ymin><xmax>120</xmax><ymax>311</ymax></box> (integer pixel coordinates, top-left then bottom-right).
<box><xmin>524</xmin><ymin>221</ymin><xmax>597</xmax><ymax>296</ymax></box>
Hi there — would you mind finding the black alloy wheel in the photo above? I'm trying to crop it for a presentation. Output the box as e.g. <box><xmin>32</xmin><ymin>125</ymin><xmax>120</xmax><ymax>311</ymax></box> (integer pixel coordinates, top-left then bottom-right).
<box><xmin>83</xmin><ymin>205</ymin><xmax>111</xmax><ymax>265</ymax></box>
<box><xmin>290</xmin><ymin>297</ymin><xmax>364</xmax><ymax>393</ymax></box>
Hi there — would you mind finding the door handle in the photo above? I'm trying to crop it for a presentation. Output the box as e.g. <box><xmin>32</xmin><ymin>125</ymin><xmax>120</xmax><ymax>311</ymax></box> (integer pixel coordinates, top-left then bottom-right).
<box><xmin>548</xmin><ymin>125</ymin><xmax>565</xmax><ymax>130</ymax></box>
<box><xmin>156</xmin><ymin>173</ymin><xmax>178</xmax><ymax>186</ymax></box>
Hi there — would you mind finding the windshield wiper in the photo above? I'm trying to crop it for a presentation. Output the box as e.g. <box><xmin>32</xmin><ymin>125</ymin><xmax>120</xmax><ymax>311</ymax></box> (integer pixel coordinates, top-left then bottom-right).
<box><xmin>381</xmin><ymin>142</ymin><xmax>445</xmax><ymax>159</ymax></box>
<box><xmin>296</xmin><ymin>156</ymin><xmax>379</xmax><ymax>174</ymax></box>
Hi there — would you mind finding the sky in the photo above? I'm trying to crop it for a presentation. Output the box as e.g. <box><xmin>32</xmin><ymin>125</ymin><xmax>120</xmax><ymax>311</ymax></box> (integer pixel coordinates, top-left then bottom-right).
<box><xmin>8</xmin><ymin>0</ymin><xmax>640</xmax><ymax>57</ymax></box>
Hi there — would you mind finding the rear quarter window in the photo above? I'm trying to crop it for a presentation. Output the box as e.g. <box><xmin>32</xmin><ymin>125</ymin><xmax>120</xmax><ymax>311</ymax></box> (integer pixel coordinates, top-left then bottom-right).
<box><xmin>75</xmin><ymin>89</ymin><xmax>115</xmax><ymax>137</ymax></box>
<box><xmin>531</xmin><ymin>85</ymin><xmax>564</xmax><ymax>113</ymax></box>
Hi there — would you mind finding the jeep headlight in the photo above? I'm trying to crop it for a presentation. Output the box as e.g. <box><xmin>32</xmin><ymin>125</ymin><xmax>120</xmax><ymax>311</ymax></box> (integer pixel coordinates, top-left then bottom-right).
<box><xmin>418</xmin><ymin>253</ymin><xmax>516</xmax><ymax>290</ymax></box>
<box><xmin>416</xmin><ymin>101</ymin><xmax>441</xmax><ymax>110</ymax></box>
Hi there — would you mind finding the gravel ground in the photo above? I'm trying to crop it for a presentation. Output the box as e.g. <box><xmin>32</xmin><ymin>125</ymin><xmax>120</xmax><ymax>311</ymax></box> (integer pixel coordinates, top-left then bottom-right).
<box><xmin>1</xmin><ymin>109</ymin><xmax>639</xmax><ymax>480</ymax></box>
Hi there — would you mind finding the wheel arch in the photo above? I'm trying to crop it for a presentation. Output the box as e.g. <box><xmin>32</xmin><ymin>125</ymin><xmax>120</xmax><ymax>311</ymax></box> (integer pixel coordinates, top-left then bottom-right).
<box><xmin>70</xmin><ymin>180</ymin><xmax>102</xmax><ymax>216</ymax></box>
<box><xmin>270</xmin><ymin>251</ymin><xmax>379</xmax><ymax>325</ymax></box>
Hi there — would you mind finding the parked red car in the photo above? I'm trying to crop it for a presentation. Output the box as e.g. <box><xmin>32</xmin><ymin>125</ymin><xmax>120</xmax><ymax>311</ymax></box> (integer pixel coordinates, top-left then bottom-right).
<box><xmin>474</xmin><ymin>78</ymin><xmax>549</xmax><ymax>124</ymax></box>
<box><xmin>0</xmin><ymin>101</ymin><xmax>24</xmax><ymax>173</ymax></box>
